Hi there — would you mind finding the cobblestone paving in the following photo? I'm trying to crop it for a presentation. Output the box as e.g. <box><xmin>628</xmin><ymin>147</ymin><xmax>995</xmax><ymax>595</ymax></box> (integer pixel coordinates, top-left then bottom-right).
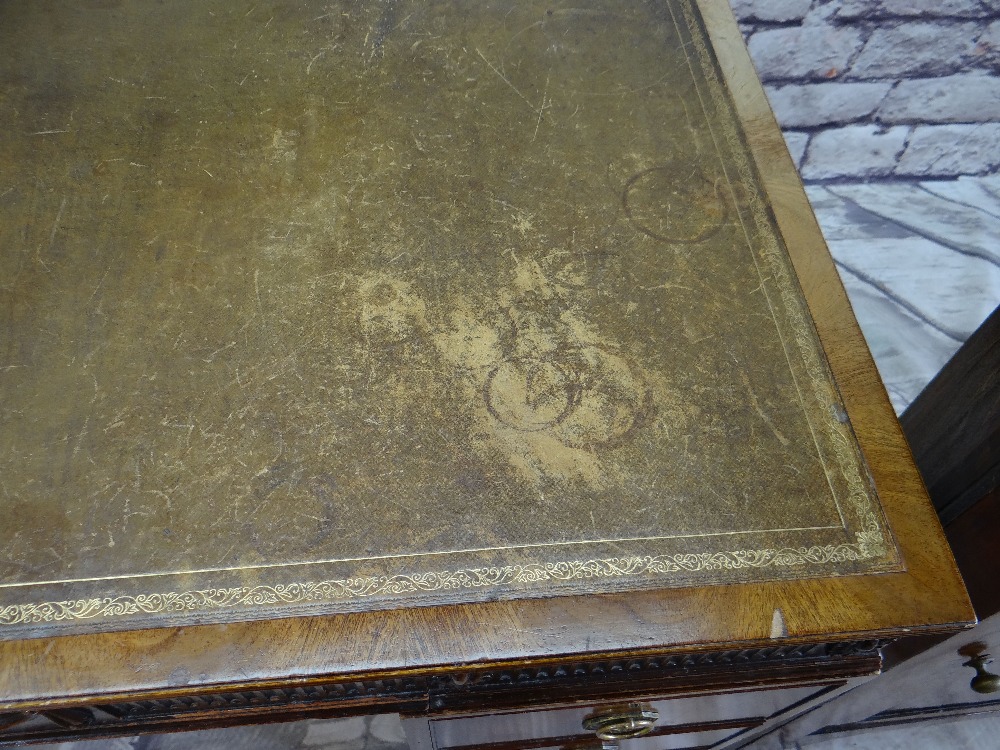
<box><xmin>734</xmin><ymin>0</ymin><xmax>1000</xmax><ymax>180</ymax></box>
<box><xmin>811</xmin><ymin>175</ymin><xmax>1000</xmax><ymax>413</ymax></box>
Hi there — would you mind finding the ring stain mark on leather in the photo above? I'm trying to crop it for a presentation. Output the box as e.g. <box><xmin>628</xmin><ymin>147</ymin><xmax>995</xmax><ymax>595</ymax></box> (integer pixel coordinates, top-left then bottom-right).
<box><xmin>421</xmin><ymin>255</ymin><xmax>678</xmax><ymax>488</ymax></box>
<box><xmin>483</xmin><ymin>356</ymin><xmax>584</xmax><ymax>433</ymax></box>
<box><xmin>483</xmin><ymin>349</ymin><xmax>656</xmax><ymax>449</ymax></box>
<box><xmin>623</xmin><ymin>165</ymin><xmax>728</xmax><ymax>244</ymax></box>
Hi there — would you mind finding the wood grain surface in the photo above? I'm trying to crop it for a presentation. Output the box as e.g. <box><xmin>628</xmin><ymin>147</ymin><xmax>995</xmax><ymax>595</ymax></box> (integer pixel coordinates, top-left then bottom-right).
<box><xmin>0</xmin><ymin>0</ymin><xmax>973</xmax><ymax>717</ymax></box>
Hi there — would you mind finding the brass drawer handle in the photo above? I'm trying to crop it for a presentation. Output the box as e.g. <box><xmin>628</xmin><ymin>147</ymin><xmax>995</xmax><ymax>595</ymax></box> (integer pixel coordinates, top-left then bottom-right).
<box><xmin>964</xmin><ymin>654</ymin><xmax>1000</xmax><ymax>694</ymax></box>
<box><xmin>582</xmin><ymin>703</ymin><xmax>659</xmax><ymax>740</ymax></box>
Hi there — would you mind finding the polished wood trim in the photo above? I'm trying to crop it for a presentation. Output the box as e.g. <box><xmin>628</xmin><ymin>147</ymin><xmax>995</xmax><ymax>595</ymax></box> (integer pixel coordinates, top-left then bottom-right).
<box><xmin>0</xmin><ymin>0</ymin><xmax>972</xmax><ymax>716</ymax></box>
<box><xmin>0</xmin><ymin>644</ymin><xmax>875</xmax><ymax>746</ymax></box>
<box><xmin>0</xmin><ymin>641</ymin><xmax>881</xmax><ymax>713</ymax></box>
<box><xmin>698</xmin><ymin>0</ymin><xmax>973</xmax><ymax>628</ymax></box>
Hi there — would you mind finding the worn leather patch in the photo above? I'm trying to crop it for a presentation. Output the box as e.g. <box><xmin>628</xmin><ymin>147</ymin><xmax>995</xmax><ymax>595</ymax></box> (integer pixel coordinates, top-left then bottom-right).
<box><xmin>0</xmin><ymin>0</ymin><xmax>899</xmax><ymax>637</ymax></box>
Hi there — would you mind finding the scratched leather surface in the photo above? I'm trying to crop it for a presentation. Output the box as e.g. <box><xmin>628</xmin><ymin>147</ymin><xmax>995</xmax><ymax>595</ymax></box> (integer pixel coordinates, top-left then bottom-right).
<box><xmin>0</xmin><ymin>0</ymin><xmax>899</xmax><ymax>638</ymax></box>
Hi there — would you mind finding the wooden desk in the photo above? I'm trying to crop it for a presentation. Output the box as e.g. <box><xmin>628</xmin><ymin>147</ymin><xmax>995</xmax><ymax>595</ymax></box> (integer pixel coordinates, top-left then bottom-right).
<box><xmin>0</xmin><ymin>0</ymin><xmax>972</xmax><ymax>746</ymax></box>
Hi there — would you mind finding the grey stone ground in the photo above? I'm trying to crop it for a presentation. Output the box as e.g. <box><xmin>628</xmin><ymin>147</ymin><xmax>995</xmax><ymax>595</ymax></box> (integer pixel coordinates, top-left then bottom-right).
<box><xmin>740</xmin><ymin>0</ymin><xmax>1000</xmax><ymax>413</ymax></box>
<box><xmin>811</xmin><ymin>176</ymin><xmax>1000</xmax><ymax>412</ymax></box>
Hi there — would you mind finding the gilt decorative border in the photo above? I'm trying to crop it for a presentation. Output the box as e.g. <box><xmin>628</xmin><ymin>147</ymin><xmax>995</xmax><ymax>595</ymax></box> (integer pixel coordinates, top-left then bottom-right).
<box><xmin>1</xmin><ymin>531</ymin><xmax>889</xmax><ymax>625</ymax></box>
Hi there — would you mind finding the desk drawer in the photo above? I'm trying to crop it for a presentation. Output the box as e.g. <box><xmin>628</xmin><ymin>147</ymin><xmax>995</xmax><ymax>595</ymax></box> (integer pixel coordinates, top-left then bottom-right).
<box><xmin>425</xmin><ymin>684</ymin><xmax>824</xmax><ymax>748</ymax></box>
<box><xmin>458</xmin><ymin>725</ymin><xmax>751</xmax><ymax>750</ymax></box>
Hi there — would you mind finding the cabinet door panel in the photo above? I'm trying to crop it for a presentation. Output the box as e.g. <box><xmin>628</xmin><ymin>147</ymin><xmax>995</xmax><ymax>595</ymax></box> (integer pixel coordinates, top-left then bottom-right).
<box><xmin>848</xmin><ymin>612</ymin><xmax>1000</xmax><ymax>726</ymax></box>
<box><xmin>742</xmin><ymin>613</ymin><xmax>1000</xmax><ymax>748</ymax></box>
<box><xmin>858</xmin><ymin>612</ymin><xmax>1000</xmax><ymax>723</ymax></box>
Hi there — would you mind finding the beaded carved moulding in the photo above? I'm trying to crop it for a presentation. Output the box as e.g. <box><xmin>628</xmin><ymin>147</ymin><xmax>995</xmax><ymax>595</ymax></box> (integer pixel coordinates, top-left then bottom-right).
<box><xmin>0</xmin><ymin>0</ymin><xmax>899</xmax><ymax>637</ymax></box>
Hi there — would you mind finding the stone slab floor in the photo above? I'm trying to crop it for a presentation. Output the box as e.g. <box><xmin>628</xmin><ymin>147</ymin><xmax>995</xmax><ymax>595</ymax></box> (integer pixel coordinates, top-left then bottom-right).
<box><xmin>812</xmin><ymin>174</ymin><xmax>1000</xmax><ymax>415</ymax></box>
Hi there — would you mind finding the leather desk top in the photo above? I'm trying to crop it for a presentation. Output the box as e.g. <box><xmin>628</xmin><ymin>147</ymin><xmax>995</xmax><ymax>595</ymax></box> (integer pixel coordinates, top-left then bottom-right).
<box><xmin>0</xmin><ymin>0</ymin><xmax>900</xmax><ymax>640</ymax></box>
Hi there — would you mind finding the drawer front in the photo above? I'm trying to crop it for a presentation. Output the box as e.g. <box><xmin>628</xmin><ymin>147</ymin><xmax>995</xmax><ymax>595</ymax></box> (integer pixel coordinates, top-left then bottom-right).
<box><xmin>428</xmin><ymin>684</ymin><xmax>823</xmax><ymax>747</ymax></box>
<box><xmin>468</xmin><ymin>726</ymin><xmax>751</xmax><ymax>750</ymax></box>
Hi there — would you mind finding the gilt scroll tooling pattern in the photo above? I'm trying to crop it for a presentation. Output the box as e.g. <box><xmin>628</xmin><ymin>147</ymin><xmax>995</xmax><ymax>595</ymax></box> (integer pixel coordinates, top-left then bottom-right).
<box><xmin>1</xmin><ymin>537</ymin><xmax>885</xmax><ymax>625</ymax></box>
